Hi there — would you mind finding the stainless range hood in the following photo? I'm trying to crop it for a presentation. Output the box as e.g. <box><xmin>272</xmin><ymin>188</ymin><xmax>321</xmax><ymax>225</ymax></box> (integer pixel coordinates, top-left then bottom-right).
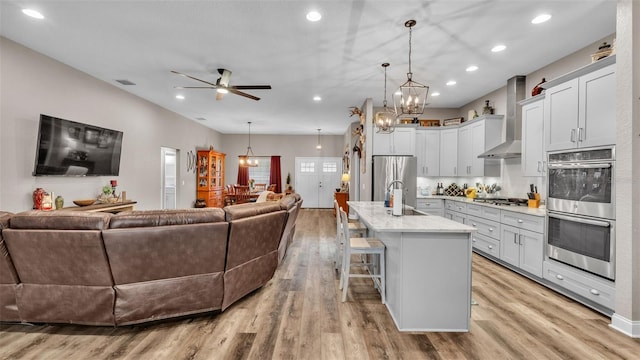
<box><xmin>478</xmin><ymin>75</ymin><xmax>526</xmax><ymax>159</ymax></box>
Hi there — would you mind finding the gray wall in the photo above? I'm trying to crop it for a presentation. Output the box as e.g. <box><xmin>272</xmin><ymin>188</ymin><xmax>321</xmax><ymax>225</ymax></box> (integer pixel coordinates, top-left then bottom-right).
<box><xmin>0</xmin><ymin>37</ymin><xmax>223</xmax><ymax>212</ymax></box>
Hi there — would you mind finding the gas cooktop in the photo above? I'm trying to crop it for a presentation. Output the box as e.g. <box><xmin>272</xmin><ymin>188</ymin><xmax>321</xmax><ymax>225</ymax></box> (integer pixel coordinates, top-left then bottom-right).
<box><xmin>472</xmin><ymin>197</ymin><xmax>529</xmax><ymax>206</ymax></box>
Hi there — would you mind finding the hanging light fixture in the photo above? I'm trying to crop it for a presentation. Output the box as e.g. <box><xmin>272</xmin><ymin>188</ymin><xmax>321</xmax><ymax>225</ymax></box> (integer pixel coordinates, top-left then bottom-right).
<box><xmin>375</xmin><ymin>62</ymin><xmax>397</xmax><ymax>133</ymax></box>
<box><xmin>316</xmin><ymin>129</ymin><xmax>322</xmax><ymax>150</ymax></box>
<box><xmin>239</xmin><ymin>121</ymin><xmax>258</xmax><ymax>167</ymax></box>
<box><xmin>394</xmin><ymin>19</ymin><xmax>429</xmax><ymax>118</ymax></box>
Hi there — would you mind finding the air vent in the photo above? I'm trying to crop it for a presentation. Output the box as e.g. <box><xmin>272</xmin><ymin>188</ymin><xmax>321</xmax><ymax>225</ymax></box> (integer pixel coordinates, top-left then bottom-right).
<box><xmin>115</xmin><ymin>79</ymin><xmax>136</xmax><ymax>86</ymax></box>
<box><xmin>195</xmin><ymin>117</ymin><xmax>207</xmax><ymax>121</ymax></box>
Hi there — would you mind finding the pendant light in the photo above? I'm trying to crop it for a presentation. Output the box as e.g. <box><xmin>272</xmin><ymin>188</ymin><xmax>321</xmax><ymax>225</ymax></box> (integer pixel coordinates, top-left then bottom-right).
<box><xmin>394</xmin><ymin>19</ymin><xmax>429</xmax><ymax>118</ymax></box>
<box><xmin>316</xmin><ymin>129</ymin><xmax>322</xmax><ymax>150</ymax></box>
<box><xmin>375</xmin><ymin>62</ymin><xmax>397</xmax><ymax>133</ymax></box>
<box><xmin>239</xmin><ymin>121</ymin><xmax>258</xmax><ymax>167</ymax></box>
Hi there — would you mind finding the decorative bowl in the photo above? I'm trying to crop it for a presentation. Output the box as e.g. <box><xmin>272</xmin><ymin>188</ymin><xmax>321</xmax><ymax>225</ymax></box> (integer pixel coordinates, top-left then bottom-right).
<box><xmin>73</xmin><ymin>199</ymin><xmax>95</xmax><ymax>206</ymax></box>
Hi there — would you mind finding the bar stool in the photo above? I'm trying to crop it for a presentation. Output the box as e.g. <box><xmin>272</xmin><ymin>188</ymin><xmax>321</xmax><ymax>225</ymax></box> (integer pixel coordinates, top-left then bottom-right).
<box><xmin>338</xmin><ymin>208</ymin><xmax>386</xmax><ymax>304</ymax></box>
<box><xmin>333</xmin><ymin>200</ymin><xmax>367</xmax><ymax>271</ymax></box>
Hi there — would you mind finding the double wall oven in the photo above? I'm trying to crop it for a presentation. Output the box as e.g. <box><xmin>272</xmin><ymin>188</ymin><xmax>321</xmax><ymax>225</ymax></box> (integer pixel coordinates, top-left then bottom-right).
<box><xmin>546</xmin><ymin>147</ymin><xmax>615</xmax><ymax>280</ymax></box>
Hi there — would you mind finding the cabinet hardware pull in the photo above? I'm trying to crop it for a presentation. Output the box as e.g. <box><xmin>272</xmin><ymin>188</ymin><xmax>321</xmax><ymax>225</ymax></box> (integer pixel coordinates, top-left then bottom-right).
<box><xmin>556</xmin><ymin>274</ymin><xmax>564</xmax><ymax>280</ymax></box>
<box><xmin>454</xmin><ymin>166</ymin><xmax>457</xmax><ymax>175</ymax></box>
<box><xmin>542</xmin><ymin>161</ymin><xmax>547</xmax><ymax>173</ymax></box>
<box><xmin>488</xmin><ymin>245</ymin><xmax>493</xmax><ymax>250</ymax></box>
<box><xmin>425</xmin><ymin>166</ymin><xmax>428</xmax><ymax>174</ymax></box>
<box><xmin>578</xmin><ymin>127</ymin><xmax>584</xmax><ymax>142</ymax></box>
<box><xmin>517</xmin><ymin>219</ymin><xmax>523</xmax><ymax>223</ymax></box>
<box><xmin>571</xmin><ymin>128</ymin><xmax>576</xmax><ymax>142</ymax></box>
<box><xmin>472</xmin><ymin>238</ymin><xmax>477</xmax><ymax>242</ymax></box>
<box><xmin>590</xmin><ymin>289</ymin><xmax>600</xmax><ymax>296</ymax></box>
<box><xmin>537</xmin><ymin>161</ymin><xmax>542</xmax><ymax>172</ymax></box>
<box><xmin>472</xmin><ymin>223</ymin><xmax>477</xmax><ymax>227</ymax></box>
<box><xmin>514</xmin><ymin>234</ymin><xmax>518</xmax><ymax>244</ymax></box>
<box><xmin>489</xmin><ymin>228</ymin><xmax>494</xmax><ymax>232</ymax></box>
<box><xmin>519</xmin><ymin>234</ymin><xmax>523</xmax><ymax>245</ymax></box>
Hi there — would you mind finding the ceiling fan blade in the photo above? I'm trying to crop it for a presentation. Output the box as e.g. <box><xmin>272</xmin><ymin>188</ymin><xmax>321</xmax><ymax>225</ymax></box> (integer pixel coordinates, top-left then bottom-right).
<box><xmin>231</xmin><ymin>85</ymin><xmax>272</xmax><ymax>90</ymax></box>
<box><xmin>171</xmin><ymin>70</ymin><xmax>218</xmax><ymax>87</ymax></box>
<box><xmin>228</xmin><ymin>88</ymin><xmax>260</xmax><ymax>101</ymax></box>
<box><xmin>174</xmin><ymin>86</ymin><xmax>216</xmax><ymax>89</ymax></box>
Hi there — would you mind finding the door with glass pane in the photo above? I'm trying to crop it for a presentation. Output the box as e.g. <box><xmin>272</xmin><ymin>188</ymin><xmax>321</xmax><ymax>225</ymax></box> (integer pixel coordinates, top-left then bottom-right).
<box><xmin>161</xmin><ymin>147</ymin><xmax>177</xmax><ymax>209</ymax></box>
<box><xmin>295</xmin><ymin>157</ymin><xmax>341</xmax><ymax>208</ymax></box>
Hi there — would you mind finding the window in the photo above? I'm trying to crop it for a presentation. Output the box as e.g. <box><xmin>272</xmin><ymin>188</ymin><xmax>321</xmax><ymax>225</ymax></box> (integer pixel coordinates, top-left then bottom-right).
<box><xmin>248</xmin><ymin>156</ymin><xmax>271</xmax><ymax>184</ymax></box>
<box><xmin>322</xmin><ymin>161</ymin><xmax>338</xmax><ymax>173</ymax></box>
<box><xmin>300</xmin><ymin>161</ymin><xmax>315</xmax><ymax>173</ymax></box>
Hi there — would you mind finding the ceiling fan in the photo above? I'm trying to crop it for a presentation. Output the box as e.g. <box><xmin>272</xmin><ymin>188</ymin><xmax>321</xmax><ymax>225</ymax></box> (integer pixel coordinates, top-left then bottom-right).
<box><xmin>171</xmin><ymin>68</ymin><xmax>271</xmax><ymax>101</ymax></box>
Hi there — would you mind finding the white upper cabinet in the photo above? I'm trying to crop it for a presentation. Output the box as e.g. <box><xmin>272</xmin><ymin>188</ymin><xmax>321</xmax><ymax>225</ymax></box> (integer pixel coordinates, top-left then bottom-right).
<box><xmin>520</xmin><ymin>96</ymin><xmax>545</xmax><ymax>177</ymax></box>
<box><xmin>457</xmin><ymin>116</ymin><xmax>502</xmax><ymax>177</ymax></box>
<box><xmin>439</xmin><ymin>128</ymin><xmax>458</xmax><ymax>176</ymax></box>
<box><xmin>544</xmin><ymin>60</ymin><xmax>616</xmax><ymax>152</ymax></box>
<box><xmin>372</xmin><ymin>126</ymin><xmax>416</xmax><ymax>155</ymax></box>
<box><xmin>415</xmin><ymin>129</ymin><xmax>440</xmax><ymax>177</ymax></box>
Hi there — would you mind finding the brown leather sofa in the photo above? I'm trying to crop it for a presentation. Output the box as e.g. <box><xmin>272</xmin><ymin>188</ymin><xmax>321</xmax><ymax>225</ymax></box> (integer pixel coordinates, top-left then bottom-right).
<box><xmin>0</xmin><ymin>194</ymin><xmax>300</xmax><ymax>326</ymax></box>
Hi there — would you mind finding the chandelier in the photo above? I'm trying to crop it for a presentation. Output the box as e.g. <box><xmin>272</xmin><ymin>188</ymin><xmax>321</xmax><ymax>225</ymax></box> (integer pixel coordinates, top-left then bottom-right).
<box><xmin>239</xmin><ymin>121</ymin><xmax>258</xmax><ymax>167</ymax></box>
<box><xmin>375</xmin><ymin>62</ymin><xmax>397</xmax><ymax>133</ymax></box>
<box><xmin>394</xmin><ymin>19</ymin><xmax>429</xmax><ymax>118</ymax></box>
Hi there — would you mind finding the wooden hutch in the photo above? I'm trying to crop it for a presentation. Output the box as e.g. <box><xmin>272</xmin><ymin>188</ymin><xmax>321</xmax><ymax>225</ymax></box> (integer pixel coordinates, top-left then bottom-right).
<box><xmin>196</xmin><ymin>147</ymin><xmax>226</xmax><ymax>207</ymax></box>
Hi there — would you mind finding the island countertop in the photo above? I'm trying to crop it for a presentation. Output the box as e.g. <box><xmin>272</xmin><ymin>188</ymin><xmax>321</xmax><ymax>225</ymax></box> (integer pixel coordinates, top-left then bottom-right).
<box><xmin>347</xmin><ymin>201</ymin><xmax>477</xmax><ymax>233</ymax></box>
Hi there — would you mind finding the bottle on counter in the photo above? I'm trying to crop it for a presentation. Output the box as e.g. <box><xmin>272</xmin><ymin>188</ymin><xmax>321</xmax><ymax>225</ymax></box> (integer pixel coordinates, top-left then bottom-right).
<box><xmin>384</xmin><ymin>190</ymin><xmax>390</xmax><ymax>207</ymax></box>
<box><xmin>389</xmin><ymin>193</ymin><xmax>394</xmax><ymax>208</ymax></box>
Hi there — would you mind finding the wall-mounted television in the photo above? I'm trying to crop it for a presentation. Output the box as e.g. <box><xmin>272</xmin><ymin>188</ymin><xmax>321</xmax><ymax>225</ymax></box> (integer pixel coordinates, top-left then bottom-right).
<box><xmin>33</xmin><ymin>114</ymin><xmax>124</xmax><ymax>176</ymax></box>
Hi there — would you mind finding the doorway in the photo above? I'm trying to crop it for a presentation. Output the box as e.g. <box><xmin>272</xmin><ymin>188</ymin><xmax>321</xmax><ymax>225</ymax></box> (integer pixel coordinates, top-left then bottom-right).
<box><xmin>161</xmin><ymin>147</ymin><xmax>178</xmax><ymax>209</ymax></box>
<box><xmin>295</xmin><ymin>157</ymin><xmax>341</xmax><ymax>208</ymax></box>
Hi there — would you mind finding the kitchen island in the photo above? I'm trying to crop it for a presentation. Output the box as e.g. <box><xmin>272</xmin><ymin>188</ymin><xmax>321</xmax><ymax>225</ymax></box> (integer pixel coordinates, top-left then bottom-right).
<box><xmin>348</xmin><ymin>201</ymin><xmax>476</xmax><ymax>332</ymax></box>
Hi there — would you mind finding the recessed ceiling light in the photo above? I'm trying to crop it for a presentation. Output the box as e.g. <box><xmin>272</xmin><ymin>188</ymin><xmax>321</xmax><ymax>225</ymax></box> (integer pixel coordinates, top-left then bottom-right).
<box><xmin>313</xmin><ymin>95</ymin><xmax>322</xmax><ymax>101</ymax></box>
<box><xmin>306</xmin><ymin>11</ymin><xmax>322</xmax><ymax>22</ymax></box>
<box><xmin>466</xmin><ymin>65</ymin><xmax>479</xmax><ymax>72</ymax></box>
<box><xmin>446</xmin><ymin>80</ymin><xmax>457</xmax><ymax>86</ymax></box>
<box><xmin>531</xmin><ymin>14</ymin><xmax>551</xmax><ymax>24</ymax></box>
<box><xmin>431</xmin><ymin>92</ymin><xmax>440</xmax><ymax>97</ymax></box>
<box><xmin>491</xmin><ymin>44</ymin><xmax>506</xmax><ymax>52</ymax></box>
<box><xmin>22</xmin><ymin>8</ymin><xmax>44</xmax><ymax>19</ymax></box>
<box><xmin>175</xmin><ymin>95</ymin><xmax>185</xmax><ymax>100</ymax></box>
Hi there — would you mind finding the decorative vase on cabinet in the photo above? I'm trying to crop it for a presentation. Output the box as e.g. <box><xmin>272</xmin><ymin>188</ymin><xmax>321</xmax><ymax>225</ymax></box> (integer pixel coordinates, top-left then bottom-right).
<box><xmin>196</xmin><ymin>148</ymin><xmax>226</xmax><ymax>207</ymax></box>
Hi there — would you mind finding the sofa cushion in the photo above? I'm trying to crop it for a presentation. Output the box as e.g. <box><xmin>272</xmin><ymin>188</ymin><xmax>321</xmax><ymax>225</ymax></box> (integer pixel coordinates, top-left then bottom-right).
<box><xmin>0</xmin><ymin>211</ymin><xmax>20</xmax><ymax>322</ymax></box>
<box><xmin>109</xmin><ymin>208</ymin><xmax>225</xmax><ymax>229</ymax></box>
<box><xmin>9</xmin><ymin>210</ymin><xmax>111</xmax><ymax>230</ymax></box>
<box><xmin>224</xmin><ymin>202</ymin><xmax>282</xmax><ymax>221</ymax></box>
<box><xmin>278</xmin><ymin>194</ymin><xmax>296</xmax><ymax>211</ymax></box>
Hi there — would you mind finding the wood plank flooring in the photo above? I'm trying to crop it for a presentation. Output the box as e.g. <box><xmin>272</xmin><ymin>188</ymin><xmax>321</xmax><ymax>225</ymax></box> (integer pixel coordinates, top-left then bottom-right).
<box><xmin>1</xmin><ymin>209</ymin><xmax>638</xmax><ymax>359</ymax></box>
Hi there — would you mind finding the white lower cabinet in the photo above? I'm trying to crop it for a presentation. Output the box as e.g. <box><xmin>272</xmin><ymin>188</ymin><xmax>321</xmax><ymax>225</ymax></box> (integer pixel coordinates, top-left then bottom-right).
<box><xmin>444</xmin><ymin>200</ymin><xmax>466</xmax><ymax>224</ymax></box>
<box><xmin>416</xmin><ymin>198</ymin><xmax>443</xmax><ymax>216</ymax></box>
<box><xmin>543</xmin><ymin>259</ymin><xmax>615</xmax><ymax>310</ymax></box>
<box><xmin>500</xmin><ymin>225</ymin><xmax>544</xmax><ymax>277</ymax></box>
<box><xmin>471</xmin><ymin>233</ymin><xmax>500</xmax><ymax>258</ymax></box>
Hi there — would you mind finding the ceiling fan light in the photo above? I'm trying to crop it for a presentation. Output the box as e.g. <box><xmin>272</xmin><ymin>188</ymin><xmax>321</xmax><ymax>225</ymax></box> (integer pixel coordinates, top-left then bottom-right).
<box><xmin>216</xmin><ymin>88</ymin><xmax>229</xmax><ymax>94</ymax></box>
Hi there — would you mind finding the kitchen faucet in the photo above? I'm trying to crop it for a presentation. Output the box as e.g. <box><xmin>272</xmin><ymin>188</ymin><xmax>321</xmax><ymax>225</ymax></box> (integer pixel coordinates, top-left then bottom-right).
<box><xmin>387</xmin><ymin>180</ymin><xmax>404</xmax><ymax>192</ymax></box>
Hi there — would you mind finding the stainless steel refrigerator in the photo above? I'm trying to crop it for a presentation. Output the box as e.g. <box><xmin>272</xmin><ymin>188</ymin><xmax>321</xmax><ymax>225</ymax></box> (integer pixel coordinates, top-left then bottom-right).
<box><xmin>372</xmin><ymin>156</ymin><xmax>417</xmax><ymax>207</ymax></box>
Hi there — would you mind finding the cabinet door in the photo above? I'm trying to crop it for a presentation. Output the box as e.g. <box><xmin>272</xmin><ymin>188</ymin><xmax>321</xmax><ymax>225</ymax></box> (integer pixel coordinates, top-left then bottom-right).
<box><xmin>452</xmin><ymin>212</ymin><xmax>466</xmax><ymax>225</ymax></box>
<box><xmin>372</xmin><ymin>132</ymin><xmax>393</xmax><ymax>155</ymax></box>
<box><xmin>522</xmin><ymin>99</ymin><xmax>545</xmax><ymax>177</ymax></box>
<box><xmin>424</xmin><ymin>130</ymin><xmax>440</xmax><ymax>176</ymax></box>
<box><xmin>439</xmin><ymin>128</ymin><xmax>458</xmax><ymax>176</ymax></box>
<box><xmin>392</xmin><ymin>127</ymin><xmax>416</xmax><ymax>155</ymax></box>
<box><xmin>545</xmin><ymin>78</ymin><xmax>579</xmax><ymax>152</ymax></box>
<box><xmin>519</xmin><ymin>229</ymin><xmax>543</xmax><ymax>277</ymax></box>
<box><xmin>500</xmin><ymin>224</ymin><xmax>520</xmax><ymax>268</ymax></box>
<box><xmin>579</xmin><ymin>64</ymin><xmax>616</xmax><ymax>148</ymax></box>
<box><xmin>470</xmin><ymin>121</ymin><xmax>486</xmax><ymax>176</ymax></box>
<box><xmin>415</xmin><ymin>131</ymin><xmax>428</xmax><ymax>176</ymax></box>
<box><xmin>457</xmin><ymin>126</ymin><xmax>472</xmax><ymax>176</ymax></box>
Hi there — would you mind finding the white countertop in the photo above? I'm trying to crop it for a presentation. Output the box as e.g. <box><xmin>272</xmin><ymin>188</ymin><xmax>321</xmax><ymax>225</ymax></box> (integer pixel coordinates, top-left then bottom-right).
<box><xmin>416</xmin><ymin>195</ymin><xmax>547</xmax><ymax>217</ymax></box>
<box><xmin>347</xmin><ymin>201</ymin><xmax>477</xmax><ymax>233</ymax></box>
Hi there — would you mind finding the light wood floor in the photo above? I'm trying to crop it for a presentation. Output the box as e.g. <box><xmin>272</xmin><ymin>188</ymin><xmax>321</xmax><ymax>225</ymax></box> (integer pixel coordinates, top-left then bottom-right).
<box><xmin>1</xmin><ymin>209</ymin><xmax>638</xmax><ymax>359</ymax></box>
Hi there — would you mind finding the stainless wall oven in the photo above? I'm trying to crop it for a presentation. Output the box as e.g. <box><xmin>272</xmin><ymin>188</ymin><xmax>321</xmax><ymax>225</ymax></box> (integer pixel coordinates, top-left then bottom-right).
<box><xmin>547</xmin><ymin>211</ymin><xmax>615</xmax><ymax>280</ymax></box>
<box><xmin>547</xmin><ymin>147</ymin><xmax>615</xmax><ymax>220</ymax></box>
<box><xmin>546</xmin><ymin>147</ymin><xmax>616</xmax><ymax>280</ymax></box>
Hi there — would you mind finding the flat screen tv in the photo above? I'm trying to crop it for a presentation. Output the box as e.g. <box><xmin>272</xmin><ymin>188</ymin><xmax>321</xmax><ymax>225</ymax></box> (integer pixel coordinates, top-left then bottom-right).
<box><xmin>33</xmin><ymin>114</ymin><xmax>124</xmax><ymax>176</ymax></box>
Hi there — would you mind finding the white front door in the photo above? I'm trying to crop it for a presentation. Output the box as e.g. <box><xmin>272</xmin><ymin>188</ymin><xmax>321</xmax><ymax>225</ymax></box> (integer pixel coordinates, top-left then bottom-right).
<box><xmin>161</xmin><ymin>147</ymin><xmax>177</xmax><ymax>209</ymax></box>
<box><xmin>295</xmin><ymin>157</ymin><xmax>341</xmax><ymax>208</ymax></box>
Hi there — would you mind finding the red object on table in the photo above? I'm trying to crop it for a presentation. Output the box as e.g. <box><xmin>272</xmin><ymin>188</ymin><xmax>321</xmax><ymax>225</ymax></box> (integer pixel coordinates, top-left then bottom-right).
<box><xmin>110</xmin><ymin>180</ymin><xmax>118</xmax><ymax>187</ymax></box>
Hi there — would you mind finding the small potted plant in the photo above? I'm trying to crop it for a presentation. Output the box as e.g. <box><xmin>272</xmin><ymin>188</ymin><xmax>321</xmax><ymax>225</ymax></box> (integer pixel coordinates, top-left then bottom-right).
<box><xmin>285</xmin><ymin>172</ymin><xmax>293</xmax><ymax>193</ymax></box>
<box><xmin>99</xmin><ymin>184</ymin><xmax>116</xmax><ymax>203</ymax></box>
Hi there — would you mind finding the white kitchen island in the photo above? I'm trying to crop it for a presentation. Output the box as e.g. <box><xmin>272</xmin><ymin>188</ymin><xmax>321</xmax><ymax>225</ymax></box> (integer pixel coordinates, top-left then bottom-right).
<box><xmin>348</xmin><ymin>201</ymin><xmax>477</xmax><ymax>332</ymax></box>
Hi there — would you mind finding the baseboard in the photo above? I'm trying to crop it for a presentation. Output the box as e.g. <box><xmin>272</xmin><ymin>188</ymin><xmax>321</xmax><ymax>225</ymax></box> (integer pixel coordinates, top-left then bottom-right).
<box><xmin>610</xmin><ymin>313</ymin><xmax>640</xmax><ymax>338</ymax></box>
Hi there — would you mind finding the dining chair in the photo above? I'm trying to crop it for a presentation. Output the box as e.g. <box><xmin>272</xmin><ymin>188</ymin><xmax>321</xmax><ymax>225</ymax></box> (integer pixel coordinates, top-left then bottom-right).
<box><xmin>338</xmin><ymin>207</ymin><xmax>385</xmax><ymax>304</ymax></box>
<box><xmin>234</xmin><ymin>185</ymin><xmax>251</xmax><ymax>204</ymax></box>
<box><xmin>333</xmin><ymin>200</ymin><xmax>367</xmax><ymax>271</ymax></box>
<box><xmin>224</xmin><ymin>184</ymin><xmax>236</xmax><ymax>206</ymax></box>
<box><xmin>253</xmin><ymin>183</ymin><xmax>266</xmax><ymax>192</ymax></box>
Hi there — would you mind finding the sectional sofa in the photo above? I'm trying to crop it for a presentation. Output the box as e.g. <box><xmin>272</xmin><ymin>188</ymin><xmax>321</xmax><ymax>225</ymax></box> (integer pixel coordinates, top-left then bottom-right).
<box><xmin>0</xmin><ymin>193</ymin><xmax>302</xmax><ymax>326</ymax></box>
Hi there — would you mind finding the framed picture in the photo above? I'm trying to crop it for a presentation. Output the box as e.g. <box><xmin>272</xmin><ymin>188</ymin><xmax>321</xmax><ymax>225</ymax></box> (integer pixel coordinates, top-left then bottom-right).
<box><xmin>83</xmin><ymin>127</ymin><xmax>100</xmax><ymax>144</ymax></box>
<box><xmin>67</xmin><ymin>126</ymin><xmax>81</xmax><ymax>139</ymax></box>
<box><xmin>97</xmin><ymin>130</ymin><xmax>113</xmax><ymax>148</ymax></box>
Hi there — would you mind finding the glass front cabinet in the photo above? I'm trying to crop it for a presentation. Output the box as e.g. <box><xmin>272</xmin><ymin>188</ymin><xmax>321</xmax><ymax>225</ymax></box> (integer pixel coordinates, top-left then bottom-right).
<box><xmin>196</xmin><ymin>148</ymin><xmax>226</xmax><ymax>207</ymax></box>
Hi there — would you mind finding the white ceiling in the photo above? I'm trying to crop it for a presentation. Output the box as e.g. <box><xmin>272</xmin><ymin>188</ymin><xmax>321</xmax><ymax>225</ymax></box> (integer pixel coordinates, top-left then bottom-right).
<box><xmin>0</xmin><ymin>1</ymin><xmax>616</xmax><ymax>135</ymax></box>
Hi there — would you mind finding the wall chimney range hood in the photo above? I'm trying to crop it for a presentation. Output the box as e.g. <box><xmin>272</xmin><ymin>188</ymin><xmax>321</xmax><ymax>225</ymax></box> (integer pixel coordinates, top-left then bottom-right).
<box><xmin>478</xmin><ymin>75</ymin><xmax>526</xmax><ymax>159</ymax></box>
